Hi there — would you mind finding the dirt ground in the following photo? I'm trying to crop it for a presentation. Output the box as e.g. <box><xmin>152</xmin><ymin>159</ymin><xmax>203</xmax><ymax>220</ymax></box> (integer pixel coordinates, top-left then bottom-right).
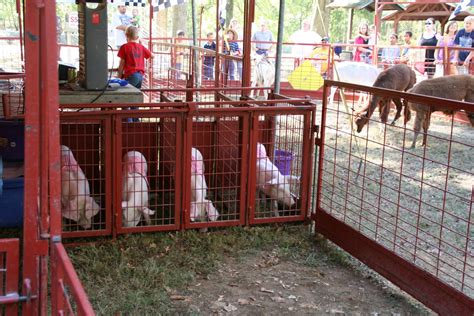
<box><xmin>171</xmin><ymin>248</ymin><xmax>432</xmax><ymax>315</ymax></box>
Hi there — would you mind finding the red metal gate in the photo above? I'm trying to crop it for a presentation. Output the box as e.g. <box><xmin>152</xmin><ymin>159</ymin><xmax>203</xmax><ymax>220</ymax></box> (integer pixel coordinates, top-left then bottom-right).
<box><xmin>58</xmin><ymin>99</ymin><xmax>316</xmax><ymax>237</ymax></box>
<box><xmin>0</xmin><ymin>239</ymin><xmax>20</xmax><ymax>315</ymax></box>
<box><xmin>315</xmin><ymin>80</ymin><xmax>474</xmax><ymax>315</ymax></box>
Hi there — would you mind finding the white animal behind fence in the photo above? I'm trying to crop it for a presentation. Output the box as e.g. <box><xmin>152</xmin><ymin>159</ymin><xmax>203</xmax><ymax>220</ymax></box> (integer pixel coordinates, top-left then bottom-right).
<box><xmin>191</xmin><ymin>147</ymin><xmax>219</xmax><ymax>222</ymax></box>
<box><xmin>122</xmin><ymin>151</ymin><xmax>154</xmax><ymax>227</ymax></box>
<box><xmin>256</xmin><ymin>143</ymin><xmax>299</xmax><ymax>216</ymax></box>
<box><xmin>60</xmin><ymin>145</ymin><xmax>100</xmax><ymax>229</ymax></box>
<box><xmin>251</xmin><ymin>54</ymin><xmax>275</xmax><ymax>99</ymax></box>
<box><xmin>330</xmin><ymin>61</ymin><xmax>381</xmax><ymax>106</ymax></box>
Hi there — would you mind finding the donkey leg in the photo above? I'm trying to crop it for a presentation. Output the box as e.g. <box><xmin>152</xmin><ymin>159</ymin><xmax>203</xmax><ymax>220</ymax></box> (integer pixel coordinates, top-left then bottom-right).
<box><xmin>391</xmin><ymin>98</ymin><xmax>404</xmax><ymax>125</ymax></box>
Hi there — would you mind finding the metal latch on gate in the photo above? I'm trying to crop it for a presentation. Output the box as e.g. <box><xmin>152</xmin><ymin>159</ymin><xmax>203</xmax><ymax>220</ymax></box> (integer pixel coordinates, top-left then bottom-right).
<box><xmin>0</xmin><ymin>279</ymin><xmax>37</xmax><ymax>305</ymax></box>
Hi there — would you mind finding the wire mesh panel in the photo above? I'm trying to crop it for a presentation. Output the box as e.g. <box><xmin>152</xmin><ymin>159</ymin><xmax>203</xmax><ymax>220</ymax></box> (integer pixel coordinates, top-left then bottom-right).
<box><xmin>0</xmin><ymin>73</ymin><xmax>24</xmax><ymax>119</ymax></box>
<box><xmin>0</xmin><ymin>239</ymin><xmax>19</xmax><ymax>316</ymax></box>
<box><xmin>117</xmin><ymin>114</ymin><xmax>182</xmax><ymax>232</ymax></box>
<box><xmin>185</xmin><ymin>112</ymin><xmax>249</xmax><ymax>228</ymax></box>
<box><xmin>249</xmin><ymin>110</ymin><xmax>312</xmax><ymax>224</ymax></box>
<box><xmin>316</xmin><ymin>81</ymin><xmax>474</xmax><ymax>313</ymax></box>
<box><xmin>60</xmin><ymin>118</ymin><xmax>110</xmax><ymax>238</ymax></box>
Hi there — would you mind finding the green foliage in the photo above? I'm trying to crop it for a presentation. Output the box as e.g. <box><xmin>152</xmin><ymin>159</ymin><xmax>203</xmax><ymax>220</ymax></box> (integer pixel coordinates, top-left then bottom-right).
<box><xmin>0</xmin><ymin>0</ymin><xmax>19</xmax><ymax>30</ymax></box>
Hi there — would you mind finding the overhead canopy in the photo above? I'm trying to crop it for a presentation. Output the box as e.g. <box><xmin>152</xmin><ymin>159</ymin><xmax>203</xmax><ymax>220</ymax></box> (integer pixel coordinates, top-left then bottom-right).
<box><xmin>382</xmin><ymin>2</ymin><xmax>472</xmax><ymax>23</ymax></box>
<box><xmin>326</xmin><ymin>0</ymin><xmax>404</xmax><ymax>12</ymax></box>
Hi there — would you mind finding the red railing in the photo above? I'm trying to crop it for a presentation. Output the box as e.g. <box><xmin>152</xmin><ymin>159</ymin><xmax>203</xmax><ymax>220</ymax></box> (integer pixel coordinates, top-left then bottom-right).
<box><xmin>51</xmin><ymin>242</ymin><xmax>95</xmax><ymax>315</ymax></box>
<box><xmin>0</xmin><ymin>238</ymin><xmax>20</xmax><ymax>315</ymax></box>
<box><xmin>58</xmin><ymin>96</ymin><xmax>316</xmax><ymax>237</ymax></box>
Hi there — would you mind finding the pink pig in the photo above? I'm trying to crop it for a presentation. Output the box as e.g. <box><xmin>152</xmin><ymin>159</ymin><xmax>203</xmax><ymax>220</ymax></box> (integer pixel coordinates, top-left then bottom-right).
<box><xmin>255</xmin><ymin>143</ymin><xmax>300</xmax><ymax>215</ymax></box>
<box><xmin>122</xmin><ymin>151</ymin><xmax>155</xmax><ymax>227</ymax></box>
<box><xmin>61</xmin><ymin>145</ymin><xmax>100</xmax><ymax>229</ymax></box>
<box><xmin>190</xmin><ymin>147</ymin><xmax>219</xmax><ymax>222</ymax></box>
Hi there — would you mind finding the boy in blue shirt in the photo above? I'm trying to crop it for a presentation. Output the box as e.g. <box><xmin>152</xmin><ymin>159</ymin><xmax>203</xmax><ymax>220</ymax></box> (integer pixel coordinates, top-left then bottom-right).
<box><xmin>203</xmin><ymin>32</ymin><xmax>216</xmax><ymax>80</ymax></box>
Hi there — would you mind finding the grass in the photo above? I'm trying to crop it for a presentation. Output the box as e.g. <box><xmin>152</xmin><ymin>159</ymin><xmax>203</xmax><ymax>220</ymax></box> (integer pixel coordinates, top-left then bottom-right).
<box><xmin>67</xmin><ymin>225</ymin><xmax>351</xmax><ymax>314</ymax></box>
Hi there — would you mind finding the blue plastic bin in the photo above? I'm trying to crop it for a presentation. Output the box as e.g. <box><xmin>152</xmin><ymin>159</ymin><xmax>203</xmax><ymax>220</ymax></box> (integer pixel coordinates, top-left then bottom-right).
<box><xmin>274</xmin><ymin>150</ymin><xmax>294</xmax><ymax>176</ymax></box>
<box><xmin>0</xmin><ymin>157</ymin><xmax>24</xmax><ymax>228</ymax></box>
<box><xmin>0</xmin><ymin>120</ymin><xmax>24</xmax><ymax>161</ymax></box>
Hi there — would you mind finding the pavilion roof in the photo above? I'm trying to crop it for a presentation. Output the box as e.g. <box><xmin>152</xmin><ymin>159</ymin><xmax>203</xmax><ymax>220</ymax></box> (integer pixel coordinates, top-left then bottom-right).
<box><xmin>382</xmin><ymin>2</ymin><xmax>472</xmax><ymax>22</ymax></box>
<box><xmin>326</xmin><ymin>0</ymin><xmax>404</xmax><ymax>12</ymax></box>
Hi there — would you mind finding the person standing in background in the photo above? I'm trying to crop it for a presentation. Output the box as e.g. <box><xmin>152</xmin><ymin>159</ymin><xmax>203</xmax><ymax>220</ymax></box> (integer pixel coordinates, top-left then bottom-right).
<box><xmin>223</xmin><ymin>29</ymin><xmax>240</xmax><ymax>80</ymax></box>
<box><xmin>289</xmin><ymin>19</ymin><xmax>322</xmax><ymax>61</ymax></box>
<box><xmin>131</xmin><ymin>8</ymin><xmax>140</xmax><ymax>28</ymax></box>
<box><xmin>454</xmin><ymin>16</ymin><xmax>474</xmax><ymax>75</ymax></box>
<box><xmin>230</xmin><ymin>18</ymin><xmax>243</xmax><ymax>80</ymax></box>
<box><xmin>117</xmin><ymin>25</ymin><xmax>152</xmax><ymax>122</ymax></box>
<box><xmin>419</xmin><ymin>18</ymin><xmax>439</xmax><ymax>78</ymax></box>
<box><xmin>400</xmin><ymin>31</ymin><xmax>414</xmax><ymax>64</ymax></box>
<box><xmin>203</xmin><ymin>32</ymin><xmax>216</xmax><ymax>80</ymax></box>
<box><xmin>252</xmin><ymin>20</ymin><xmax>273</xmax><ymax>56</ymax></box>
<box><xmin>174</xmin><ymin>30</ymin><xmax>186</xmax><ymax>80</ymax></box>
<box><xmin>112</xmin><ymin>5</ymin><xmax>132</xmax><ymax>49</ymax></box>
<box><xmin>353</xmin><ymin>22</ymin><xmax>371</xmax><ymax>62</ymax></box>
<box><xmin>434</xmin><ymin>21</ymin><xmax>458</xmax><ymax>77</ymax></box>
<box><xmin>381</xmin><ymin>33</ymin><xmax>400</xmax><ymax>65</ymax></box>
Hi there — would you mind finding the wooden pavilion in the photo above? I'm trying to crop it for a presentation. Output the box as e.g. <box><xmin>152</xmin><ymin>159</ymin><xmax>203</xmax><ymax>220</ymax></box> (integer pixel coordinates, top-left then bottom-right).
<box><xmin>382</xmin><ymin>1</ymin><xmax>472</xmax><ymax>33</ymax></box>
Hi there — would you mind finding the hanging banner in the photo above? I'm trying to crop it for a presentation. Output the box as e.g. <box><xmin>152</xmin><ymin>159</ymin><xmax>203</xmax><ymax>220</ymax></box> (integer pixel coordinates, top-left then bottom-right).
<box><xmin>152</xmin><ymin>0</ymin><xmax>186</xmax><ymax>11</ymax></box>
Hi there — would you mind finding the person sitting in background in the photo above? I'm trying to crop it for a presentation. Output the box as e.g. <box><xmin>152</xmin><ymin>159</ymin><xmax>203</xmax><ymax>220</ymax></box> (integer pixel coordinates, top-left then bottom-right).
<box><xmin>309</xmin><ymin>36</ymin><xmax>330</xmax><ymax>77</ymax></box>
<box><xmin>353</xmin><ymin>23</ymin><xmax>371</xmax><ymax>62</ymax></box>
<box><xmin>381</xmin><ymin>33</ymin><xmax>400</xmax><ymax>65</ymax></box>
<box><xmin>203</xmin><ymin>32</ymin><xmax>216</xmax><ymax>80</ymax></box>
<box><xmin>252</xmin><ymin>20</ymin><xmax>273</xmax><ymax>56</ymax></box>
<box><xmin>434</xmin><ymin>21</ymin><xmax>458</xmax><ymax>77</ymax></box>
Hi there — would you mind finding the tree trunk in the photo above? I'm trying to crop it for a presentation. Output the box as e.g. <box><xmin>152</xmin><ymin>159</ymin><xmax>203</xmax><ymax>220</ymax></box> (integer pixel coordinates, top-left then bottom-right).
<box><xmin>312</xmin><ymin>0</ymin><xmax>329</xmax><ymax>37</ymax></box>
<box><xmin>156</xmin><ymin>8</ymin><xmax>168</xmax><ymax>38</ymax></box>
<box><xmin>225</xmin><ymin>0</ymin><xmax>234</xmax><ymax>28</ymax></box>
<box><xmin>172</xmin><ymin>3</ymin><xmax>188</xmax><ymax>37</ymax></box>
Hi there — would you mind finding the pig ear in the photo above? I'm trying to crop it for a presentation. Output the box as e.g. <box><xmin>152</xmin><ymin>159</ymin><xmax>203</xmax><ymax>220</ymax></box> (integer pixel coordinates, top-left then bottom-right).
<box><xmin>85</xmin><ymin>197</ymin><xmax>101</xmax><ymax>219</ymax></box>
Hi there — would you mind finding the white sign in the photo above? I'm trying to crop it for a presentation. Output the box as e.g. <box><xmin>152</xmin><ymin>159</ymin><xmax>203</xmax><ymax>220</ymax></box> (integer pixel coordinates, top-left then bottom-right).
<box><xmin>68</xmin><ymin>12</ymin><xmax>79</xmax><ymax>28</ymax></box>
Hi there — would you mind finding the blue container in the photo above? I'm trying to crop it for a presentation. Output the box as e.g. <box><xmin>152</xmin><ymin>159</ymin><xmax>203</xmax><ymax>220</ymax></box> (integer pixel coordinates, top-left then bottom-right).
<box><xmin>0</xmin><ymin>157</ymin><xmax>24</xmax><ymax>228</ymax></box>
<box><xmin>0</xmin><ymin>120</ymin><xmax>24</xmax><ymax>161</ymax></box>
<box><xmin>274</xmin><ymin>150</ymin><xmax>294</xmax><ymax>176</ymax></box>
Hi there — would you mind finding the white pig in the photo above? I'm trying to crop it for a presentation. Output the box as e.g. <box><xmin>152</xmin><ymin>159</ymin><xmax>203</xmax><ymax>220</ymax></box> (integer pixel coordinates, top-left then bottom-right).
<box><xmin>256</xmin><ymin>143</ymin><xmax>300</xmax><ymax>215</ymax></box>
<box><xmin>61</xmin><ymin>145</ymin><xmax>100</xmax><ymax>229</ymax></box>
<box><xmin>122</xmin><ymin>151</ymin><xmax>155</xmax><ymax>227</ymax></box>
<box><xmin>190</xmin><ymin>147</ymin><xmax>219</xmax><ymax>222</ymax></box>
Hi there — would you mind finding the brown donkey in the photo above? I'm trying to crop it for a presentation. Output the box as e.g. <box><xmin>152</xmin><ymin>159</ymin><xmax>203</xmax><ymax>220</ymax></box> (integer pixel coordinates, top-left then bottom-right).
<box><xmin>404</xmin><ymin>74</ymin><xmax>474</xmax><ymax>148</ymax></box>
<box><xmin>355</xmin><ymin>64</ymin><xmax>416</xmax><ymax>133</ymax></box>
